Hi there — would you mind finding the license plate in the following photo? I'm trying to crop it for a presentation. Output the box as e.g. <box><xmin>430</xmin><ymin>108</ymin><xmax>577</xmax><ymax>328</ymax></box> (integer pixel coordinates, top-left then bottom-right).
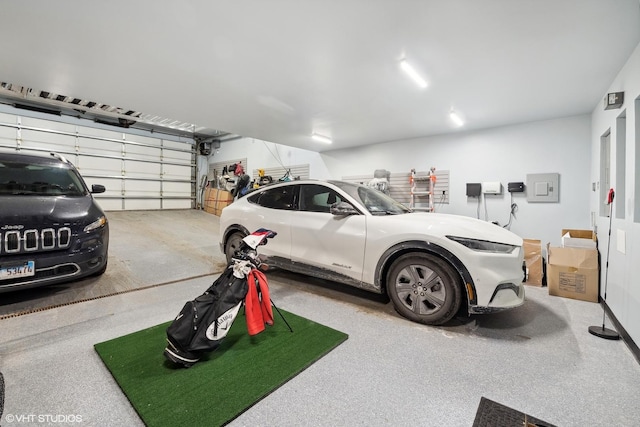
<box><xmin>0</xmin><ymin>261</ymin><xmax>35</xmax><ymax>280</ymax></box>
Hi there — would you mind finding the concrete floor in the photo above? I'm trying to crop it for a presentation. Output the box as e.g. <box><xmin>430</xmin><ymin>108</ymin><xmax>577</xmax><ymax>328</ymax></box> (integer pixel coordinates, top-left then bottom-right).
<box><xmin>0</xmin><ymin>210</ymin><xmax>228</xmax><ymax>318</ymax></box>
<box><xmin>1</xmin><ymin>210</ymin><xmax>640</xmax><ymax>426</ymax></box>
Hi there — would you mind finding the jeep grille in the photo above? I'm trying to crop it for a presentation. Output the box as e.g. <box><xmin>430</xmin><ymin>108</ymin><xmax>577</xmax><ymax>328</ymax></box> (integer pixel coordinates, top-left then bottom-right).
<box><xmin>1</xmin><ymin>227</ymin><xmax>72</xmax><ymax>254</ymax></box>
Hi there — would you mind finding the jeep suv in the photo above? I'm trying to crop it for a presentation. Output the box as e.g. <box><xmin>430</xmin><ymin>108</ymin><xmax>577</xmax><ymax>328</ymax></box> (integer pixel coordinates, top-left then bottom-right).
<box><xmin>0</xmin><ymin>150</ymin><xmax>109</xmax><ymax>292</ymax></box>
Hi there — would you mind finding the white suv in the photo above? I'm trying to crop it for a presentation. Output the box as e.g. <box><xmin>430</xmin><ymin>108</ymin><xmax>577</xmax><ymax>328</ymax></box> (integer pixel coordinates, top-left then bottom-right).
<box><xmin>220</xmin><ymin>180</ymin><xmax>525</xmax><ymax>325</ymax></box>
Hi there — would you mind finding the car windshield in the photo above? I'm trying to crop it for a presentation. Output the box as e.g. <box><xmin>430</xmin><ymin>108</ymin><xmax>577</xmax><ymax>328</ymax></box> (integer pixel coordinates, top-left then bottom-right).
<box><xmin>330</xmin><ymin>181</ymin><xmax>411</xmax><ymax>215</ymax></box>
<box><xmin>0</xmin><ymin>160</ymin><xmax>87</xmax><ymax>196</ymax></box>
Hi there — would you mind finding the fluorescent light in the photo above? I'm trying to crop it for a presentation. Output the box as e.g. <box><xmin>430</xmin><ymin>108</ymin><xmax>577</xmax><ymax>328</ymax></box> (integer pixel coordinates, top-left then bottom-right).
<box><xmin>449</xmin><ymin>111</ymin><xmax>464</xmax><ymax>127</ymax></box>
<box><xmin>400</xmin><ymin>60</ymin><xmax>428</xmax><ymax>88</ymax></box>
<box><xmin>311</xmin><ymin>133</ymin><xmax>332</xmax><ymax>144</ymax></box>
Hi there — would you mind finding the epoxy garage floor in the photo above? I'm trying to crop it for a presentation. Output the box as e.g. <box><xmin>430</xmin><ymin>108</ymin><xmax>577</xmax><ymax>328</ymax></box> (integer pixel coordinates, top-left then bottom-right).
<box><xmin>1</xmin><ymin>210</ymin><xmax>640</xmax><ymax>426</ymax></box>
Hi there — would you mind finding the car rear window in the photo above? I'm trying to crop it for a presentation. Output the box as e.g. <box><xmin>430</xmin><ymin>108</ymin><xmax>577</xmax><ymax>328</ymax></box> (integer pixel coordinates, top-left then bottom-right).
<box><xmin>248</xmin><ymin>185</ymin><xmax>296</xmax><ymax>210</ymax></box>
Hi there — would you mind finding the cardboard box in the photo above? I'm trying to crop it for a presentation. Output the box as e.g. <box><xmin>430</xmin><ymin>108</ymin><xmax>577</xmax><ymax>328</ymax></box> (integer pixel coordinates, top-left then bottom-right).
<box><xmin>203</xmin><ymin>188</ymin><xmax>234</xmax><ymax>215</ymax></box>
<box><xmin>214</xmin><ymin>190</ymin><xmax>233</xmax><ymax>214</ymax></box>
<box><xmin>203</xmin><ymin>199</ymin><xmax>215</xmax><ymax>214</ymax></box>
<box><xmin>546</xmin><ymin>244</ymin><xmax>599</xmax><ymax>302</ymax></box>
<box><xmin>204</xmin><ymin>205</ymin><xmax>228</xmax><ymax>216</ymax></box>
<box><xmin>523</xmin><ymin>239</ymin><xmax>543</xmax><ymax>287</ymax></box>
<box><xmin>561</xmin><ymin>229</ymin><xmax>597</xmax><ymax>249</ymax></box>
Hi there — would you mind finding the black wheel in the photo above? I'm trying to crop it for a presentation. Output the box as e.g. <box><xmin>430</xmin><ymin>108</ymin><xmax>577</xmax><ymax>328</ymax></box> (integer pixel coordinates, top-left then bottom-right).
<box><xmin>386</xmin><ymin>253</ymin><xmax>461</xmax><ymax>325</ymax></box>
<box><xmin>224</xmin><ymin>231</ymin><xmax>246</xmax><ymax>265</ymax></box>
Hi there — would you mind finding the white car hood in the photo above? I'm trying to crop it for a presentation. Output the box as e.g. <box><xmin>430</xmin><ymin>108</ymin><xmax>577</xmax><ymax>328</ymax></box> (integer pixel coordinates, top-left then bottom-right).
<box><xmin>371</xmin><ymin>212</ymin><xmax>523</xmax><ymax>246</ymax></box>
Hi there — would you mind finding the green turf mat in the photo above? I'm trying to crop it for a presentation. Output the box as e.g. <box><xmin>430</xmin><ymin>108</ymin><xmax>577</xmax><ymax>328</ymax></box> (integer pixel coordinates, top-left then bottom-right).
<box><xmin>94</xmin><ymin>309</ymin><xmax>348</xmax><ymax>426</ymax></box>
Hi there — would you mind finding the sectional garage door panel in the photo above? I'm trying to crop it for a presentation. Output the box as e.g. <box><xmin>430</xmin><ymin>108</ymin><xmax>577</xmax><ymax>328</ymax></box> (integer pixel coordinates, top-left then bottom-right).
<box><xmin>163</xmin><ymin>139</ymin><xmax>192</xmax><ymax>151</ymax></box>
<box><xmin>126</xmin><ymin>143</ymin><xmax>162</xmax><ymax>163</ymax></box>
<box><xmin>0</xmin><ymin>122</ymin><xmax>15</xmax><ymax>141</ymax></box>
<box><xmin>74</xmin><ymin>125</ymin><xmax>125</xmax><ymax>141</ymax></box>
<box><xmin>79</xmin><ymin>156</ymin><xmax>123</xmax><ymax>177</ymax></box>
<box><xmin>0</xmin><ymin>112</ymin><xmax>16</xmax><ymax>124</ymax></box>
<box><xmin>163</xmin><ymin>163</ymin><xmax>191</xmax><ymax>181</ymax></box>
<box><xmin>125</xmin><ymin>198</ymin><xmax>163</xmax><ymax>211</ymax></box>
<box><xmin>123</xmin><ymin>160</ymin><xmax>162</xmax><ymax>180</ymax></box>
<box><xmin>163</xmin><ymin>181</ymin><xmax>192</xmax><ymax>198</ymax></box>
<box><xmin>0</xmin><ymin>111</ymin><xmax>195</xmax><ymax>211</ymax></box>
<box><xmin>161</xmin><ymin>199</ymin><xmax>191</xmax><ymax>209</ymax></box>
<box><xmin>123</xmin><ymin>133</ymin><xmax>161</xmax><ymax>145</ymax></box>
<box><xmin>77</xmin><ymin>136</ymin><xmax>123</xmax><ymax>158</ymax></box>
<box><xmin>124</xmin><ymin>179</ymin><xmax>161</xmax><ymax>198</ymax></box>
<box><xmin>20</xmin><ymin>116</ymin><xmax>77</xmax><ymax>134</ymax></box>
<box><xmin>20</xmin><ymin>129</ymin><xmax>76</xmax><ymax>153</ymax></box>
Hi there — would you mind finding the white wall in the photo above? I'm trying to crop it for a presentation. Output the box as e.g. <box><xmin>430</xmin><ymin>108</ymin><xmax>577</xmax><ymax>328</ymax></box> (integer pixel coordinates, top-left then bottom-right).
<box><xmin>591</xmin><ymin>40</ymin><xmax>640</xmax><ymax>350</ymax></box>
<box><xmin>209</xmin><ymin>137</ymin><xmax>332</xmax><ymax>179</ymax></box>
<box><xmin>321</xmin><ymin>115</ymin><xmax>592</xmax><ymax>247</ymax></box>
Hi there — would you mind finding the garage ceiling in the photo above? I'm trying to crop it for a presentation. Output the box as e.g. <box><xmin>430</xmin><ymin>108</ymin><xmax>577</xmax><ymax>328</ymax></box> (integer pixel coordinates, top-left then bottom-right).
<box><xmin>1</xmin><ymin>1</ymin><xmax>639</xmax><ymax>152</ymax></box>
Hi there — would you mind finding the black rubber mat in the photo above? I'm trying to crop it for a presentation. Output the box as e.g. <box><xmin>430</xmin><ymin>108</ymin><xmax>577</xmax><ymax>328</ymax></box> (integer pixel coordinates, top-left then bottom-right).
<box><xmin>473</xmin><ymin>397</ymin><xmax>556</xmax><ymax>427</ymax></box>
<box><xmin>0</xmin><ymin>372</ymin><xmax>4</xmax><ymax>419</ymax></box>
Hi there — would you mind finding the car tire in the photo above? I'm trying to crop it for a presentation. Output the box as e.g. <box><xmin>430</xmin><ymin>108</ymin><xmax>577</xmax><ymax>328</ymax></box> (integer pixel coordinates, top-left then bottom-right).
<box><xmin>386</xmin><ymin>253</ymin><xmax>461</xmax><ymax>325</ymax></box>
<box><xmin>224</xmin><ymin>231</ymin><xmax>247</xmax><ymax>265</ymax></box>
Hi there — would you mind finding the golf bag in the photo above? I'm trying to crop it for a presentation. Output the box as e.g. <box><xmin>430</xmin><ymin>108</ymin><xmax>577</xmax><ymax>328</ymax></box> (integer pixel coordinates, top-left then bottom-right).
<box><xmin>164</xmin><ymin>229</ymin><xmax>277</xmax><ymax>368</ymax></box>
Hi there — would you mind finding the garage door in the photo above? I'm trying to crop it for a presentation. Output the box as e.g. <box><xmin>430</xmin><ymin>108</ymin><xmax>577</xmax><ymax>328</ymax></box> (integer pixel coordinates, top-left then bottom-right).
<box><xmin>0</xmin><ymin>111</ymin><xmax>195</xmax><ymax>210</ymax></box>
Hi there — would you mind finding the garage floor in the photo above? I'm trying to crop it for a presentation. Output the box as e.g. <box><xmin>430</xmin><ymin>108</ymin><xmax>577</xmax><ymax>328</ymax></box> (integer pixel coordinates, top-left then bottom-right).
<box><xmin>1</xmin><ymin>210</ymin><xmax>639</xmax><ymax>426</ymax></box>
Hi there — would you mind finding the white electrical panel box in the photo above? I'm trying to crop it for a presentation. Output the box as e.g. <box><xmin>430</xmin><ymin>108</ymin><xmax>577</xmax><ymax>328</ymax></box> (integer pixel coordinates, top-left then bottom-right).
<box><xmin>526</xmin><ymin>173</ymin><xmax>559</xmax><ymax>202</ymax></box>
<box><xmin>482</xmin><ymin>181</ymin><xmax>503</xmax><ymax>194</ymax></box>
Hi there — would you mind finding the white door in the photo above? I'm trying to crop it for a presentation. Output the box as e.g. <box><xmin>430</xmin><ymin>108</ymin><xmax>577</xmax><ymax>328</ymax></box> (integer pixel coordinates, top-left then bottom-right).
<box><xmin>290</xmin><ymin>184</ymin><xmax>367</xmax><ymax>284</ymax></box>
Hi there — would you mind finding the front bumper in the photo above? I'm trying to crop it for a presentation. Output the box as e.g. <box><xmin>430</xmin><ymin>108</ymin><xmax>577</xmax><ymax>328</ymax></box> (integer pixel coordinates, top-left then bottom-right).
<box><xmin>468</xmin><ymin>282</ymin><xmax>525</xmax><ymax>314</ymax></box>
<box><xmin>459</xmin><ymin>245</ymin><xmax>526</xmax><ymax>313</ymax></box>
<box><xmin>0</xmin><ymin>229</ymin><xmax>108</xmax><ymax>293</ymax></box>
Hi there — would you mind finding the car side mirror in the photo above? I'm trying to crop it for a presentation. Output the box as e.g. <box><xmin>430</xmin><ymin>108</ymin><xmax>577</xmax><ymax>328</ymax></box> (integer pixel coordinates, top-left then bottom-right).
<box><xmin>91</xmin><ymin>184</ymin><xmax>106</xmax><ymax>194</ymax></box>
<box><xmin>330</xmin><ymin>201</ymin><xmax>358</xmax><ymax>216</ymax></box>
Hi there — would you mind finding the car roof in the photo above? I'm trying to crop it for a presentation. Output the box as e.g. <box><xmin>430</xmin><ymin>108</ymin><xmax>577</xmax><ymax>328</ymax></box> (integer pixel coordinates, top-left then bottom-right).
<box><xmin>0</xmin><ymin>150</ymin><xmax>72</xmax><ymax>167</ymax></box>
<box><xmin>256</xmin><ymin>179</ymin><xmax>363</xmax><ymax>187</ymax></box>
<box><xmin>248</xmin><ymin>179</ymin><xmax>370</xmax><ymax>196</ymax></box>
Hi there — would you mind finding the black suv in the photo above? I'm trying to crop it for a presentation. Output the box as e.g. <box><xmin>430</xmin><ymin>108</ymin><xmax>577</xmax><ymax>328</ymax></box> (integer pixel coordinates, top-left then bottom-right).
<box><xmin>0</xmin><ymin>150</ymin><xmax>109</xmax><ymax>292</ymax></box>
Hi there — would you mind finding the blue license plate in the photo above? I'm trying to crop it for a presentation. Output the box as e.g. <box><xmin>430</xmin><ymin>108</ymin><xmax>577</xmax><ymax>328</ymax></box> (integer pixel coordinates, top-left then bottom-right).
<box><xmin>0</xmin><ymin>261</ymin><xmax>35</xmax><ymax>280</ymax></box>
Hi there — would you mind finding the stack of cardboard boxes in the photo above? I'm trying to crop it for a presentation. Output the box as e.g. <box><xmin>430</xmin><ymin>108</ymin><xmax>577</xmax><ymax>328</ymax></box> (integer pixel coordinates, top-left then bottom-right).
<box><xmin>546</xmin><ymin>229</ymin><xmax>599</xmax><ymax>302</ymax></box>
<box><xmin>203</xmin><ymin>187</ymin><xmax>234</xmax><ymax>216</ymax></box>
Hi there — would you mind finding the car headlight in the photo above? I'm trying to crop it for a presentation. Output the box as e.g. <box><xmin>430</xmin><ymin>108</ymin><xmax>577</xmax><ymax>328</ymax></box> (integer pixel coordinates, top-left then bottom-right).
<box><xmin>446</xmin><ymin>236</ymin><xmax>517</xmax><ymax>253</ymax></box>
<box><xmin>84</xmin><ymin>216</ymin><xmax>107</xmax><ymax>233</ymax></box>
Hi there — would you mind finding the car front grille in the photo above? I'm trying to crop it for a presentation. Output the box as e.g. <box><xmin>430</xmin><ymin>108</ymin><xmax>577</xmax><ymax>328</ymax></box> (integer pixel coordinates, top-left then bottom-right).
<box><xmin>0</xmin><ymin>227</ymin><xmax>72</xmax><ymax>255</ymax></box>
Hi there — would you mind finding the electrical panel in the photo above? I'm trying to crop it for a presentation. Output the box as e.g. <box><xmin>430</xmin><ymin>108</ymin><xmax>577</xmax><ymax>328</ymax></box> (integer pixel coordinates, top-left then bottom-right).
<box><xmin>482</xmin><ymin>181</ymin><xmax>502</xmax><ymax>194</ymax></box>
<box><xmin>466</xmin><ymin>183</ymin><xmax>481</xmax><ymax>197</ymax></box>
<box><xmin>526</xmin><ymin>173</ymin><xmax>559</xmax><ymax>203</ymax></box>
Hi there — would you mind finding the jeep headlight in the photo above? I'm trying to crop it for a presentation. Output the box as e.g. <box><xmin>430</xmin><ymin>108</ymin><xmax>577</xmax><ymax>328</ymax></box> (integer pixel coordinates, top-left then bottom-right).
<box><xmin>84</xmin><ymin>216</ymin><xmax>107</xmax><ymax>233</ymax></box>
<box><xmin>446</xmin><ymin>236</ymin><xmax>517</xmax><ymax>253</ymax></box>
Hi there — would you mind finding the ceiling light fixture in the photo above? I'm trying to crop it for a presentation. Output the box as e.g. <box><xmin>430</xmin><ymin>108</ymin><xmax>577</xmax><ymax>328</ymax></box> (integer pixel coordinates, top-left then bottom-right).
<box><xmin>311</xmin><ymin>133</ymin><xmax>332</xmax><ymax>144</ymax></box>
<box><xmin>449</xmin><ymin>110</ymin><xmax>464</xmax><ymax>127</ymax></box>
<box><xmin>400</xmin><ymin>59</ymin><xmax>428</xmax><ymax>89</ymax></box>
